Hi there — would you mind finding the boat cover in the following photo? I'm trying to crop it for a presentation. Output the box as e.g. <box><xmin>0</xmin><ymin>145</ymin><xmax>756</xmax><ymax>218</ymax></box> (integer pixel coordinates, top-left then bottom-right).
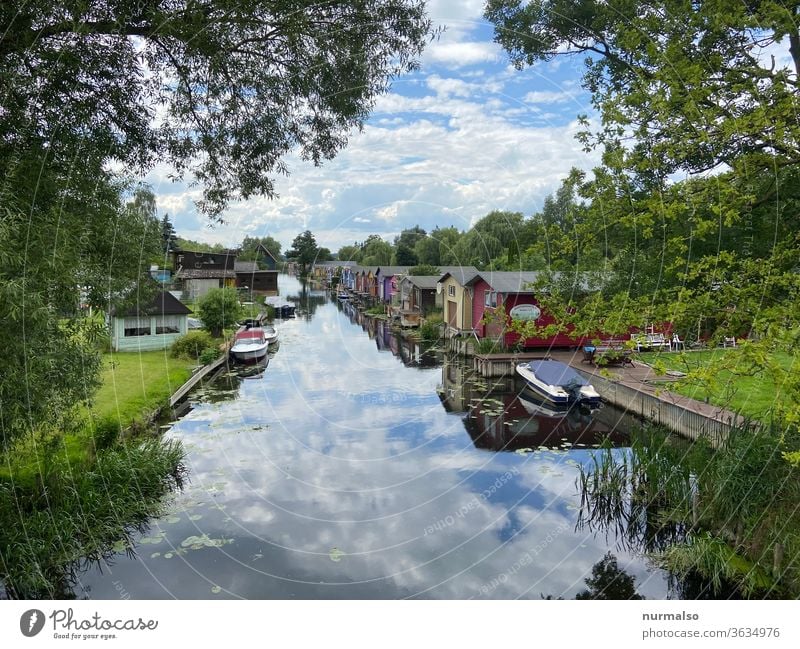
<box><xmin>528</xmin><ymin>360</ymin><xmax>588</xmax><ymax>387</ymax></box>
<box><xmin>236</xmin><ymin>328</ymin><xmax>265</xmax><ymax>340</ymax></box>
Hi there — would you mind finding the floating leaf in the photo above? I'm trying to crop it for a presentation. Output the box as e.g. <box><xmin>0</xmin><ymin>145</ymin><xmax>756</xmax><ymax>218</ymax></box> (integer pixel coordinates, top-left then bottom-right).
<box><xmin>165</xmin><ymin>516</ymin><xmax>181</xmax><ymax>524</ymax></box>
<box><xmin>111</xmin><ymin>540</ymin><xmax>128</xmax><ymax>553</ymax></box>
<box><xmin>164</xmin><ymin>552</ymin><xmax>174</xmax><ymax>559</ymax></box>
<box><xmin>150</xmin><ymin>552</ymin><xmax>161</xmax><ymax>559</ymax></box>
<box><xmin>188</xmin><ymin>514</ymin><xmax>203</xmax><ymax>521</ymax></box>
<box><xmin>329</xmin><ymin>547</ymin><xmax>345</xmax><ymax>562</ymax></box>
<box><xmin>211</xmin><ymin>585</ymin><xmax>222</xmax><ymax>594</ymax></box>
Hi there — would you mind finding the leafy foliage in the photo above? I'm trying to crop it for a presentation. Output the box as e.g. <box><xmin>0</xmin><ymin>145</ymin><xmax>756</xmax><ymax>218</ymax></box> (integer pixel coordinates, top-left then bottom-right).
<box><xmin>197</xmin><ymin>288</ymin><xmax>242</xmax><ymax>337</ymax></box>
<box><xmin>1</xmin><ymin>0</ymin><xmax>434</xmax><ymax>217</ymax></box>
<box><xmin>171</xmin><ymin>330</ymin><xmax>216</xmax><ymax>360</ymax></box>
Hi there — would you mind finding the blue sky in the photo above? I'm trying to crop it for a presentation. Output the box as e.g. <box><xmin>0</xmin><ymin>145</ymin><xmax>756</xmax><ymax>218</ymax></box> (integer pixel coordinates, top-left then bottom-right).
<box><xmin>148</xmin><ymin>1</ymin><xmax>600</xmax><ymax>252</ymax></box>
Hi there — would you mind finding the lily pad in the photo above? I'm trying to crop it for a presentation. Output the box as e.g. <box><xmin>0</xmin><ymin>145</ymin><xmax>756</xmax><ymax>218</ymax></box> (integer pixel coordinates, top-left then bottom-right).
<box><xmin>211</xmin><ymin>585</ymin><xmax>222</xmax><ymax>594</ymax></box>
<box><xmin>329</xmin><ymin>547</ymin><xmax>345</xmax><ymax>562</ymax></box>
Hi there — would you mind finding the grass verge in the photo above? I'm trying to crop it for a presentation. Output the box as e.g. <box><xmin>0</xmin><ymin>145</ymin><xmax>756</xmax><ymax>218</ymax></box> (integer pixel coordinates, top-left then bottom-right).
<box><xmin>0</xmin><ymin>349</ymin><xmax>196</xmax><ymax>597</ymax></box>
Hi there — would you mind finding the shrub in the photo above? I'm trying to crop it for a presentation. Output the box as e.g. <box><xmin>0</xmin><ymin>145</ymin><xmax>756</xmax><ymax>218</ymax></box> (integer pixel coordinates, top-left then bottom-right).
<box><xmin>474</xmin><ymin>337</ymin><xmax>506</xmax><ymax>354</ymax></box>
<box><xmin>419</xmin><ymin>319</ymin><xmax>441</xmax><ymax>344</ymax></box>
<box><xmin>199</xmin><ymin>347</ymin><xmax>220</xmax><ymax>365</ymax></box>
<box><xmin>197</xmin><ymin>287</ymin><xmax>242</xmax><ymax>336</ymax></box>
<box><xmin>171</xmin><ymin>330</ymin><xmax>215</xmax><ymax>360</ymax></box>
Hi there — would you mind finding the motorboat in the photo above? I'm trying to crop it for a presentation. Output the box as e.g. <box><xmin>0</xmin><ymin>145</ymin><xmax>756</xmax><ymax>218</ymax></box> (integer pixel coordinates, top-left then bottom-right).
<box><xmin>230</xmin><ymin>327</ymin><xmax>269</xmax><ymax>363</ymax></box>
<box><xmin>264</xmin><ymin>296</ymin><xmax>296</xmax><ymax>318</ymax></box>
<box><xmin>515</xmin><ymin>359</ymin><xmax>601</xmax><ymax>407</ymax></box>
<box><xmin>262</xmin><ymin>324</ymin><xmax>278</xmax><ymax>344</ymax></box>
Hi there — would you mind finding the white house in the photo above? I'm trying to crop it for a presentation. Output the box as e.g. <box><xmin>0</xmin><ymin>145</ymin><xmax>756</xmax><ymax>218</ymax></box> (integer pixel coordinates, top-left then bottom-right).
<box><xmin>110</xmin><ymin>291</ymin><xmax>192</xmax><ymax>352</ymax></box>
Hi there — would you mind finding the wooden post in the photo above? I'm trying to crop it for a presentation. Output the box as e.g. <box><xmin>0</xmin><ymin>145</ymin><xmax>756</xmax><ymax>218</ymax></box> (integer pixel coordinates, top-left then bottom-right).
<box><xmin>773</xmin><ymin>543</ymin><xmax>784</xmax><ymax>579</ymax></box>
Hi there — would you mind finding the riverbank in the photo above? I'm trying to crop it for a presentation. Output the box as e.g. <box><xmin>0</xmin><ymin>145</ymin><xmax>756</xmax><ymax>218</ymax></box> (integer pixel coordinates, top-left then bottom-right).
<box><xmin>0</xmin><ymin>349</ymin><xmax>199</xmax><ymax>597</ymax></box>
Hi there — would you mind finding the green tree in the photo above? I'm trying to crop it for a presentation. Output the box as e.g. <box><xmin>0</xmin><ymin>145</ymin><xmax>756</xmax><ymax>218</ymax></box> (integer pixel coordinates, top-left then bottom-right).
<box><xmin>337</xmin><ymin>244</ymin><xmax>362</xmax><ymax>263</ymax></box>
<box><xmin>1</xmin><ymin>1</ymin><xmax>433</xmax><ymax>217</ymax></box>
<box><xmin>0</xmin><ymin>152</ymin><xmax>160</xmax><ymax>448</ymax></box>
<box><xmin>575</xmin><ymin>553</ymin><xmax>644</xmax><ymax>600</ymax></box>
<box><xmin>160</xmin><ymin>213</ymin><xmax>177</xmax><ymax>256</ymax></box>
<box><xmin>197</xmin><ymin>288</ymin><xmax>242</xmax><ymax>337</ymax></box>
<box><xmin>360</xmin><ymin>235</ymin><xmax>393</xmax><ymax>266</ymax></box>
<box><xmin>286</xmin><ymin>230</ymin><xmax>320</xmax><ymax>276</ymax></box>
<box><xmin>393</xmin><ymin>225</ymin><xmax>426</xmax><ymax>266</ymax></box>
<box><xmin>239</xmin><ymin>235</ymin><xmax>282</xmax><ymax>263</ymax></box>
<box><xmin>408</xmin><ymin>264</ymin><xmax>440</xmax><ymax>276</ymax></box>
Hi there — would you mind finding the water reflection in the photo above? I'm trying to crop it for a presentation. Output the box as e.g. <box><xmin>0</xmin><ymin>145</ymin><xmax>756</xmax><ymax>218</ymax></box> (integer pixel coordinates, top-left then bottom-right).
<box><xmin>69</xmin><ymin>274</ymin><xmax>682</xmax><ymax>600</ymax></box>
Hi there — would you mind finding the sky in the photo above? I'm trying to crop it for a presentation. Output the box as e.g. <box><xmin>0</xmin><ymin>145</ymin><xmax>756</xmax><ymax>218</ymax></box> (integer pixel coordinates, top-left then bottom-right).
<box><xmin>148</xmin><ymin>1</ymin><xmax>600</xmax><ymax>253</ymax></box>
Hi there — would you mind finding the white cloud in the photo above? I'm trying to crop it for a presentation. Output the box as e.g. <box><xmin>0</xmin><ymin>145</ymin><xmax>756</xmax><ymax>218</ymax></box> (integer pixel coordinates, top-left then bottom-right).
<box><xmin>426</xmin><ymin>41</ymin><xmax>502</xmax><ymax>68</ymax></box>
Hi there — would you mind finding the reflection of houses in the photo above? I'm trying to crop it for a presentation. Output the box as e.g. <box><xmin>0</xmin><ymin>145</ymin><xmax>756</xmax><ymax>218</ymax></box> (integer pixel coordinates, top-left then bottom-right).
<box><xmin>464</xmin><ymin>392</ymin><xmax>627</xmax><ymax>452</ymax></box>
<box><xmin>437</xmin><ymin>357</ymin><xmax>473</xmax><ymax>413</ymax></box>
<box><xmin>235</xmin><ymin>260</ymin><xmax>278</xmax><ymax>296</ymax></box>
<box><xmin>172</xmin><ymin>249</ymin><xmax>238</xmax><ymax>300</ymax></box>
<box><xmin>438</xmin><ymin>267</ymin><xmax>480</xmax><ymax>334</ymax></box>
<box><xmin>110</xmin><ymin>291</ymin><xmax>191</xmax><ymax>352</ymax></box>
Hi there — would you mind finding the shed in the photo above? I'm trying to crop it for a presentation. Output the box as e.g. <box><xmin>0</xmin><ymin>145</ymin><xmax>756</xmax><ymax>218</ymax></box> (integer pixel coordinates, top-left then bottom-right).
<box><xmin>110</xmin><ymin>291</ymin><xmax>192</xmax><ymax>352</ymax></box>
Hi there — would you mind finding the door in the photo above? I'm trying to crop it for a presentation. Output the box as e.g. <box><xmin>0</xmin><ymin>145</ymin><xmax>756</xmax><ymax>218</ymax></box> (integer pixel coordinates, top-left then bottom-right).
<box><xmin>448</xmin><ymin>300</ymin><xmax>457</xmax><ymax>328</ymax></box>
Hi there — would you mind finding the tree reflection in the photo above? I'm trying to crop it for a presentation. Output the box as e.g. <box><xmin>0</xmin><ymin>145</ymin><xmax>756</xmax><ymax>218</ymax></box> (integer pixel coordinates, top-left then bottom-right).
<box><xmin>575</xmin><ymin>552</ymin><xmax>644</xmax><ymax>600</ymax></box>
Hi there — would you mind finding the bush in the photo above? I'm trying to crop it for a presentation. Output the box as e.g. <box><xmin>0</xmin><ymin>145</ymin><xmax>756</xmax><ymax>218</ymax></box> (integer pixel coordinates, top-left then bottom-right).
<box><xmin>197</xmin><ymin>287</ymin><xmax>242</xmax><ymax>336</ymax></box>
<box><xmin>474</xmin><ymin>337</ymin><xmax>506</xmax><ymax>354</ymax></box>
<box><xmin>171</xmin><ymin>330</ymin><xmax>215</xmax><ymax>360</ymax></box>
<box><xmin>419</xmin><ymin>319</ymin><xmax>441</xmax><ymax>344</ymax></box>
<box><xmin>199</xmin><ymin>347</ymin><xmax>220</xmax><ymax>365</ymax></box>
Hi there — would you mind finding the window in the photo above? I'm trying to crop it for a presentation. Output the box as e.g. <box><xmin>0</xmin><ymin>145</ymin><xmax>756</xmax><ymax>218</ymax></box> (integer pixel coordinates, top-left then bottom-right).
<box><xmin>448</xmin><ymin>284</ymin><xmax>456</xmax><ymax>297</ymax></box>
<box><xmin>484</xmin><ymin>291</ymin><xmax>498</xmax><ymax>308</ymax></box>
<box><xmin>155</xmin><ymin>315</ymin><xmax>181</xmax><ymax>334</ymax></box>
<box><xmin>123</xmin><ymin>317</ymin><xmax>151</xmax><ymax>337</ymax></box>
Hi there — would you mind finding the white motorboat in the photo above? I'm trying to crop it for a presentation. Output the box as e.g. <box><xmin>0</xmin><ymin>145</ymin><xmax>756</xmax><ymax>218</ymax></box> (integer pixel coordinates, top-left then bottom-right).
<box><xmin>515</xmin><ymin>360</ymin><xmax>601</xmax><ymax>407</ymax></box>
<box><xmin>230</xmin><ymin>327</ymin><xmax>269</xmax><ymax>363</ymax></box>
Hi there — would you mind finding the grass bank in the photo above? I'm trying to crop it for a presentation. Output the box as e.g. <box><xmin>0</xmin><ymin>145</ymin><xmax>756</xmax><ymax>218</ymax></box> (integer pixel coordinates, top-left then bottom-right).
<box><xmin>636</xmin><ymin>349</ymin><xmax>796</xmax><ymax>419</ymax></box>
<box><xmin>0</xmin><ymin>350</ymin><xmax>197</xmax><ymax>597</ymax></box>
<box><xmin>578</xmin><ymin>424</ymin><xmax>800</xmax><ymax>597</ymax></box>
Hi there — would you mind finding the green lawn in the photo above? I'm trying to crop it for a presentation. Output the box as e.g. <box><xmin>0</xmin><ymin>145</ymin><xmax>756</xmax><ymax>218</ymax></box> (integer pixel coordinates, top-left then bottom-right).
<box><xmin>1</xmin><ymin>350</ymin><xmax>196</xmax><ymax>486</ymax></box>
<box><xmin>90</xmin><ymin>350</ymin><xmax>197</xmax><ymax>424</ymax></box>
<box><xmin>636</xmin><ymin>348</ymin><xmax>797</xmax><ymax>419</ymax></box>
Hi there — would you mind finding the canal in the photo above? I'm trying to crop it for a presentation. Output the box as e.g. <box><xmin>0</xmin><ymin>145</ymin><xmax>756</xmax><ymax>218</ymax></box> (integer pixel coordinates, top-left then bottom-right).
<box><xmin>73</xmin><ymin>274</ymin><xmax>685</xmax><ymax>599</ymax></box>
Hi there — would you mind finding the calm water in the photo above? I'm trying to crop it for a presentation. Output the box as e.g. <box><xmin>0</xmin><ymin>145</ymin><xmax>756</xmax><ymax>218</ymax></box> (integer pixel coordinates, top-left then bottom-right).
<box><xmin>73</xmin><ymin>275</ymin><xmax>680</xmax><ymax>599</ymax></box>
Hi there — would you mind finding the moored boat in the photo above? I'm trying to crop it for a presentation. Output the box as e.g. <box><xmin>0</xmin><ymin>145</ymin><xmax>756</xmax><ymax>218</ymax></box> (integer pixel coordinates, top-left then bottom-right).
<box><xmin>515</xmin><ymin>359</ymin><xmax>601</xmax><ymax>408</ymax></box>
<box><xmin>230</xmin><ymin>327</ymin><xmax>269</xmax><ymax>363</ymax></box>
<box><xmin>265</xmin><ymin>296</ymin><xmax>296</xmax><ymax>318</ymax></box>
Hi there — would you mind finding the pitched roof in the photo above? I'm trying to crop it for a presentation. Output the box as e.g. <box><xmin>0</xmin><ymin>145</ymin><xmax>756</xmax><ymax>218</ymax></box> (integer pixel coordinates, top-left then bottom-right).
<box><xmin>438</xmin><ymin>266</ymin><xmax>480</xmax><ymax>285</ymax></box>
<box><xmin>400</xmin><ymin>275</ymin><xmax>440</xmax><ymax>289</ymax></box>
<box><xmin>467</xmin><ymin>271</ymin><xmax>542</xmax><ymax>293</ymax></box>
<box><xmin>113</xmin><ymin>291</ymin><xmax>192</xmax><ymax>317</ymax></box>
<box><xmin>376</xmin><ymin>266</ymin><xmax>413</xmax><ymax>277</ymax></box>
